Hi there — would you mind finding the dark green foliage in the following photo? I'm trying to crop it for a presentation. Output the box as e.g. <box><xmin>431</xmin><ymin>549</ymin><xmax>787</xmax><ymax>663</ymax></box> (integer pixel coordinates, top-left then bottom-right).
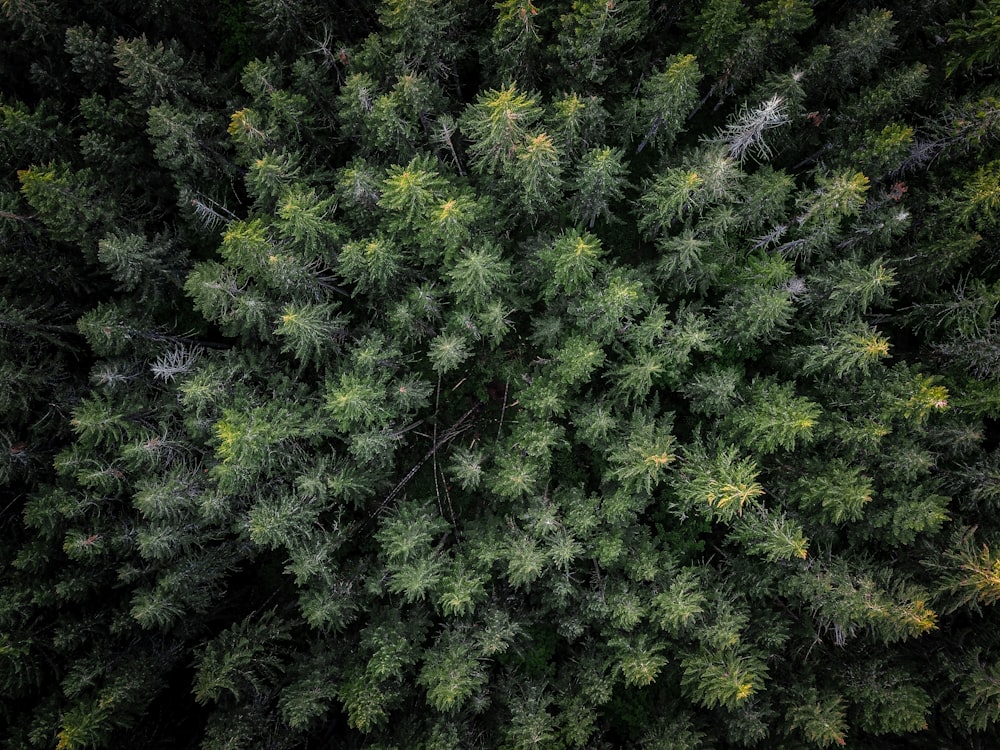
<box><xmin>3</xmin><ymin>0</ymin><xmax>1000</xmax><ymax>748</ymax></box>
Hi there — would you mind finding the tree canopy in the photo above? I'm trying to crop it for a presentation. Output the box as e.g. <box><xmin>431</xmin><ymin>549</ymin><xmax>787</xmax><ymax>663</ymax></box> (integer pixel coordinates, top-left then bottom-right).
<box><xmin>2</xmin><ymin>0</ymin><xmax>1000</xmax><ymax>748</ymax></box>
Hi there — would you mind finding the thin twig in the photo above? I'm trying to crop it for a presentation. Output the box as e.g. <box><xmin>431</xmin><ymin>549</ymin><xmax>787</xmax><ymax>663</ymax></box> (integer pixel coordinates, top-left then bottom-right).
<box><xmin>636</xmin><ymin>116</ymin><xmax>662</xmax><ymax>154</ymax></box>
<box><xmin>433</xmin><ymin>375</ymin><xmax>442</xmax><ymax>517</ymax></box>
<box><xmin>497</xmin><ymin>378</ymin><xmax>510</xmax><ymax>439</ymax></box>
<box><xmin>687</xmin><ymin>81</ymin><xmax>718</xmax><ymax>122</ymax></box>
<box><xmin>0</xmin><ymin>210</ymin><xmax>34</xmax><ymax>222</ymax></box>
<box><xmin>367</xmin><ymin>401</ymin><xmax>483</xmax><ymax>522</ymax></box>
<box><xmin>440</xmin><ymin>460</ymin><xmax>458</xmax><ymax>540</ymax></box>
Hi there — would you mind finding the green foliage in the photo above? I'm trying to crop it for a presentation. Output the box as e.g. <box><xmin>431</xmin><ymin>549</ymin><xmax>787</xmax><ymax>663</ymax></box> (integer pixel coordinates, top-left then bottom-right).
<box><xmin>613</xmin><ymin>634</ymin><xmax>668</xmax><ymax>687</ymax></box>
<box><xmin>417</xmin><ymin>632</ymin><xmax>488</xmax><ymax>712</ymax></box>
<box><xmin>952</xmin><ymin>652</ymin><xmax>1000</xmax><ymax>730</ymax></box>
<box><xmin>570</xmin><ymin>146</ymin><xmax>628</xmax><ymax>228</ymax></box>
<box><xmin>193</xmin><ymin>611</ymin><xmax>290</xmax><ymax>705</ymax></box>
<box><xmin>380</xmin><ymin>156</ymin><xmax>450</xmax><ymax>229</ymax></box>
<box><xmin>687</xmin><ymin>0</ymin><xmax>746</xmax><ymax>76</ymax></box>
<box><xmin>787</xmin><ymin>691</ymin><xmax>848</xmax><ymax>748</ymax></box>
<box><xmin>827</xmin><ymin>9</ymin><xmax>897</xmax><ymax>89</ymax></box>
<box><xmin>727</xmin><ymin>380</ymin><xmax>820</xmax><ymax>455</ymax></box>
<box><xmin>447</xmin><ymin>243</ymin><xmax>511</xmax><ymax>306</ymax></box>
<box><xmin>631</xmin><ymin>54</ymin><xmax>702</xmax><ymax>154</ymax></box>
<box><xmin>113</xmin><ymin>35</ymin><xmax>202</xmax><ymax>106</ymax></box>
<box><xmin>850</xmin><ymin>666</ymin><xmax>931</xmax><ymax>735</ymax></box>
<box><xmin>4</xmin><ymin>2</ymin><xmax>1000</xmax><ymax>748</ymax></box>
<box><xmin>275</xmin><ymin>301</ymin><xmax>346</xmax><ymax>366</ymax></box>
<box><xmin>956</xmin><ymin>160</ymin><xmax>1000</xmax><ymax>228</ymax></box>
<box><xmin>680</xmin><ymin>646</ymin><xmax>768</xmax><ymax>709</ymax></box>
<box><xmin>943</xmin><ymin>534</ymin><xmax>1000</xmax><ymax>609</ymax></box>
<box><xmin>461</xmin><ymin>84</ymin><xmax>543</xmax><ymax>176</ymax></box>
<box><xmin>538</xmin><ymin>228</ymin><xmax>606</xmax><ymax>297</ymax></box>
<box><xmin>377</xmin><ymin>501</ymin><xmax>448</xmax><ymax>563</ymax></box>
<box><xmin>18</xmin><ymin>163</ymin><xmax>115</xmax><ymax>245</ymax></box>
<box><xmin>730</xmin><ymin>504</ymin><xmax>809</xmax><ymax>561</ymax></box>
<box><xmin>427</xmin><ymin>332</ymin><xmax>471</xmax><ymax>374</ymax></box>
<box><xmin>795</xmin><ymin>461</ymin><xmax>873</xmax><ymax>524</ymax></box>
<box><xmin>607</xmin><ymin>411</ymin><xmax>676</xmax><ymax>496</ymax></box>
<box><xmin>946</xmin><ymin>0</ymin><xmax>1000</xmax><ymax>75</ymax></box>
<box><xmin>801</xmin><ymin>322</ymin><xmax>891</xmax><ymax>378</ymax></box>
<box><xmin>673</xmin><ymin>443</ymin><xmax>764</xmax><ymax>521</ymax></box>
<box><xmin>339</xmin><ymin>236</ymin><xmax>406</xmax><ymax>293</ymax></box>
<box><xmin>555</xmin><ymin>0</ymin><xmax>646</xmax><ymax>83</ymax></box>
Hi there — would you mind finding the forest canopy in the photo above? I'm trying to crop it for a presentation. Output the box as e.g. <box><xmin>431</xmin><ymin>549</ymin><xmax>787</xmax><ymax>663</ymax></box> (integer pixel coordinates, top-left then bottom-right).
<box><xmin>2</xmin><ymin>0</ymin><xmax>1000</xmax><ymax>748</ymax></box>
